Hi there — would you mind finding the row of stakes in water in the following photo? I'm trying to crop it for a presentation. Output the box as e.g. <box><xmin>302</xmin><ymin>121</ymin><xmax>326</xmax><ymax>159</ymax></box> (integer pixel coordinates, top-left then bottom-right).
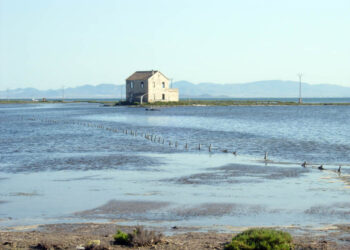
<box><xmin>26</xmin><ymin>117</ymin><xmax>268</xmax><ymax>158</ymax></box>
<box><xmin>21</xmin><ymin>117</ymin><xmax>346</xmax><ymax>173</ymax></box>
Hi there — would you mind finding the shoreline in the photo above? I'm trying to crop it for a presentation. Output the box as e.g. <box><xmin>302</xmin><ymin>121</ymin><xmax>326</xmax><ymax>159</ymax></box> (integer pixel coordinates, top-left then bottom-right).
<box><xmin>1</xmin><ymin>222</ymin><xmax>349</xmax><ymax>249</ymax></box>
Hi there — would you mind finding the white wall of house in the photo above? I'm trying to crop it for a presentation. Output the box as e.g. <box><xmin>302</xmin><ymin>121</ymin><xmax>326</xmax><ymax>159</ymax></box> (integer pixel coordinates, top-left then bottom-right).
<box><xmin>165</xmin><ymin>89</ymin><xmax>179</xmax><ymax>102</ymax></box>
<box><xmin>148</xmin><ymin>72</ymin><xmax>170</xmax><ymax>102</ymax></box>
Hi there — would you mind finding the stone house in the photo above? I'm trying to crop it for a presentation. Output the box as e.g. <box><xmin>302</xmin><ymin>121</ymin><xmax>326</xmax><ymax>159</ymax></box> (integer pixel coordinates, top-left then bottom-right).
<box><xmin>125</xmin><ymin>70</ymin><xmax>179</xmax><ymax>103</ymax></box>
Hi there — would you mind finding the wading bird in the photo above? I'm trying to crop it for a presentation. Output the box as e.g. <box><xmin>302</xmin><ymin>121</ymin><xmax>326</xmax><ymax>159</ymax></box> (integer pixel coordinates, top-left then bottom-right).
<box><xmin>337</xmin><ymin>165</ymin><xmax>341</xmax><ymax>173</ymax></box>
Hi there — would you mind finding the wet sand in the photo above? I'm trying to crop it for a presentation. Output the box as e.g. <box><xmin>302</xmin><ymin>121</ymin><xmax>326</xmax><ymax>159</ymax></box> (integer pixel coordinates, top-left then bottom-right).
<box><xmin>1</xmin><ymin>222</ymin><xmax>350</xmax><ymax>249</ymax></box>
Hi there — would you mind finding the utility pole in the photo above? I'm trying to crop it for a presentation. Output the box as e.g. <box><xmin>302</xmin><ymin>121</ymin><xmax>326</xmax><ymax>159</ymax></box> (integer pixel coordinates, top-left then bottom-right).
<box><xmin>6</xmin><ymin>88</ymin><xmax>9</xmax><ymax>102</ymax></box>
<box><xmin>62</xmin><ymin>85</ymin><xmax>65</xmax><ymax>102</ymax></box>
<box><xmin>170</xmin><ymin>78</ymin><xmax>173</xmax><ymax>88</ymax></box>
<box><xmin>297</xmin><ymin>73</ymin><xmax>303</xmax><ymax>104</ymax></box>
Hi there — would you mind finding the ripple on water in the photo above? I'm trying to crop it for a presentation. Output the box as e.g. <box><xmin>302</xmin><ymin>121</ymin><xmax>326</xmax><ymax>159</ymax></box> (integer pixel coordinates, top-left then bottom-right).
<box><xmin>305</xmin><ymin>202</ymin><xmax>350</xmax><ymax>219</ymax></box>
<box><xmin>0</xmin><ymin>154</ymin><xmax>162</xmax><ymax>173</ymax></box>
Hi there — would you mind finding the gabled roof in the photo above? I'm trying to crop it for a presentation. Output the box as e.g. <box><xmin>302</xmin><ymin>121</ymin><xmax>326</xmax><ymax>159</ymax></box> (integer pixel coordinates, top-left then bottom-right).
<box><xmin>126</xmin><ymin>71</ymin><xmax>158</xmax><ymax>81</ymax></box>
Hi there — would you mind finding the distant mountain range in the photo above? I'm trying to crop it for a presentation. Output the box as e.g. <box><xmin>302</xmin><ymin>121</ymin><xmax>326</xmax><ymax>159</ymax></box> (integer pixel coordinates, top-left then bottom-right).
<box><xmin>173</xmin><ymin>80</ymin><xmax>350</xmax><ymax>98</ymax></box>
<box><xmin>1</xmin><ymin>80</ymin><xmax>350</xmax><ymax>99</ymax></box>
<box><xmin>0</xmin><ymin>84</ymin><xmax>122</xmax><ymax>99</ymax></box>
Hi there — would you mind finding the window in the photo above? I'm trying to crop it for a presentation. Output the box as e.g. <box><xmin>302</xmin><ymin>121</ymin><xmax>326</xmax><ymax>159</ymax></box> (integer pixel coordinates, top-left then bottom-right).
<box><xmin>162</xmin><ymin>82</ymin><xmax>165</xmax><ymax>88</ymax></box>
<box><xmin>130</xmin><ymin>81</ymin><xmax>134</xmax><ymax>89</ymax></box>
<box><xmin>162</xmin><ymin>94</ymin><xmax>165</xmax><ymax>100</ymax></box>
<box><xmin>140</xmin><ymin>82</ymin><xmax>144</xmax><ymax>88</ymax></box>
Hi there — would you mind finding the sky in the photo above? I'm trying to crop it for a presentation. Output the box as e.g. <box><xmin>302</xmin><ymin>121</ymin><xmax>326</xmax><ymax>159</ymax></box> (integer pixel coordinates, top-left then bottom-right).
<box><xmin>0</xmin><ymin>0</ymin><xmax>349</xmax><ymax>90</ymax></box>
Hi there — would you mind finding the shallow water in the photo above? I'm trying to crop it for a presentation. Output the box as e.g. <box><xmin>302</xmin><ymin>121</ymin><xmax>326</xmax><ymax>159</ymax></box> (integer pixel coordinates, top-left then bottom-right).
<box><xmin>0</xmin><ymin>103</ymin><xmax>349</xmax><ymax>230</ymax></box>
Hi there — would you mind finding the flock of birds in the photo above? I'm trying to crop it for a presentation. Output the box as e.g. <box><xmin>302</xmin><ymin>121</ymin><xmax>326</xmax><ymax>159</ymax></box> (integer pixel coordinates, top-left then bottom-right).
<box><xmin>301</xmin><ymin>161</ymin><xmax>342</xmax><ymax>173</ymax></box>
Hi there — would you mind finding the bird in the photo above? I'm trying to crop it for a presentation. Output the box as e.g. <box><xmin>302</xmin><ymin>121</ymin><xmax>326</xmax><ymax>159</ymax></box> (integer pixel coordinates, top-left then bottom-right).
<box><xmin>301</xmin><ymin>161</ymin><xmax>307</xmax><ymax>167</ymax></box>
<box><xmin>337</xmin><ymin>165</ymin><xmax>341</xmax><ymax>173</ymax></box>
<box><xmin>318</xmin><ymin>165</ymin><xmax>324</xmax><ymax>170</ymax></box>
<box><xmin>232</xmin><ymin>151</ymin><xmax>237</xmax><ymax>156</ymax></box>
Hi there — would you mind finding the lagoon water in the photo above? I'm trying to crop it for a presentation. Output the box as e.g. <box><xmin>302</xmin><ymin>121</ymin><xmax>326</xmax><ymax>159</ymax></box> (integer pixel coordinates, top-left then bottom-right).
<box><xmin>0</xmin><ymin>103</ymin><xmax>349</xmax><ymax>231</ymax></box>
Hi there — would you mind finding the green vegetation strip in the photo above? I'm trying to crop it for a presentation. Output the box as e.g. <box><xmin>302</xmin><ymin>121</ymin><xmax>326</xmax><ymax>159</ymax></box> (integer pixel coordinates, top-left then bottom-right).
<box><xmin>117</xmin><ymin>100</ymin><xmax>350</xmax><ymax>106</ymax></box>
<box><xmin>2</xmin><ymin>99</ymin><xmax>350</xmax><ymax>106</ymax></box>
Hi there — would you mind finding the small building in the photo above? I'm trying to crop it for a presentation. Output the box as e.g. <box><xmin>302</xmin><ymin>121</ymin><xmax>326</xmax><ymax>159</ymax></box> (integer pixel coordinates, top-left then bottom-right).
<box><xmin>125</xmin><ymin>70</ymin><xmax>179</xmax><ymax>103</ymax></box>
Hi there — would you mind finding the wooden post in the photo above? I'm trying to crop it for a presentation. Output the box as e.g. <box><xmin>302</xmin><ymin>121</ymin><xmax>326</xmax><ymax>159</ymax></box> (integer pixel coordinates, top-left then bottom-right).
<box><xmin>209</xmin><ymin>144</ymin><xmax>212</xmax><ymax>152</ymax></box>
<box><xmin>264</xmin><ymin>152</ymin><xmax>268</xmax><ymax>161</ymax></box>
<box><xmin>198</xmin><ymin>143</ymin><xmax>201</xmax><ymax>150</ymax></box>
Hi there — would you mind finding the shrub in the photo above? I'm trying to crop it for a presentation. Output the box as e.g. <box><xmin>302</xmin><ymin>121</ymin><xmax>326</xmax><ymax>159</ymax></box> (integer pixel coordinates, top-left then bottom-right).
<box><xmin>85</xmin><ymin>240</ymin><xmax>109</xmax><ymax>250</ymax></box>
<box><xmin>130</xmin><ymin>226</ymin><xmax>163</xmax><ymax>246</ymax></box>
<box><xmin>224</xmin><ymin>228</ymin><xmax>293</xmax><ymax>250</ymax></box>
<box><xmin>113</xmin><ymin>227</ymin><xmax>162</xmax><ymax>247</ymax></box>
<box><xmin>85</xmin><ymin>244</ymin><xmax>109</xmax><ymax>250</ymax></box>
<box><xmin>113</xmin><ymin>229</ymin><xmax>131</xmax><ymax>245</ymax></box>
<box><xmin>31</xmin><ymin>240</ymin><xmax>60</xmax><ymax>250</ymax></box>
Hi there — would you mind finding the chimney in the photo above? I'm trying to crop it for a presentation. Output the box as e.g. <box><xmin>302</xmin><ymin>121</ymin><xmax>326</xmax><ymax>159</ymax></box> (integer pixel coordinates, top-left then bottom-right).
<box><xmin>152</xmin><ymin>70</ymin><xmax>154</xmax><ymax>75</ymax></box>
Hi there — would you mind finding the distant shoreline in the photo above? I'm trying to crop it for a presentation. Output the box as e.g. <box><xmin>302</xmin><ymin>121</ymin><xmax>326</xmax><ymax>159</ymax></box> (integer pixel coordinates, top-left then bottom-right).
<box><xmin>1</xmin><ymin>99</ymin><xmax>350</xmax><ymax>106</ymax></box>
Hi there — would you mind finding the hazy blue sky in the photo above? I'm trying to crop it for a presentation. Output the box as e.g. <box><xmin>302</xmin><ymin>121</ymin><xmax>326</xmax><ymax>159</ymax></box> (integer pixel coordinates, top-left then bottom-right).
<box><xmin>1</xmin><ymin>0</ymin><xmax>349</xmax><ymax>90</ymax></box>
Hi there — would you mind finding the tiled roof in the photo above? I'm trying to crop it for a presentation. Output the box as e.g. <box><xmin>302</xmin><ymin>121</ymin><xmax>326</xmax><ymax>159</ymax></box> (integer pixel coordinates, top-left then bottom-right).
<box><xmin>126</xmin><ymin>71</ymin><xmax>158</xmax><ymax>81</ymax></box>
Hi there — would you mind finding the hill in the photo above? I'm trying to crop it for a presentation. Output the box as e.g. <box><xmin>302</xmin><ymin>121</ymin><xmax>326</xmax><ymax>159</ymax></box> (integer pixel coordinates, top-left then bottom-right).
<box><xmin>1</xmin><ymin>80</ymin><xmax>350</xmax><ymax>99</ymax></box>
